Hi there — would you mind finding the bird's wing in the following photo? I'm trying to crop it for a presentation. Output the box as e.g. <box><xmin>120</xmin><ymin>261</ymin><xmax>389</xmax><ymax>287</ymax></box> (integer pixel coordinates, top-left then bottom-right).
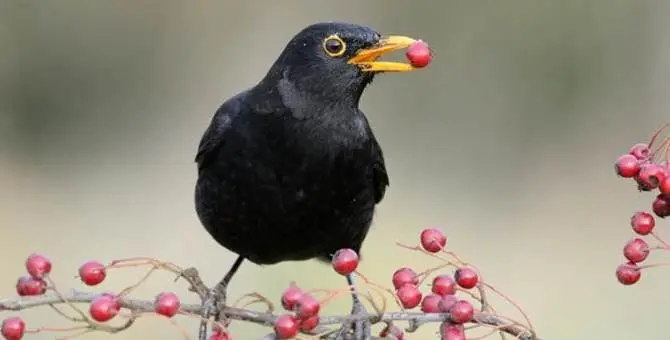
<box><xmin>194</xmin><ymin>95</ymin><xmax>242</xmax><ymax>170</ymax></box>
<box><xmin>371</xmin><ymin>135</ymin><xmax>390</xmax><ymax>204</ymax></box>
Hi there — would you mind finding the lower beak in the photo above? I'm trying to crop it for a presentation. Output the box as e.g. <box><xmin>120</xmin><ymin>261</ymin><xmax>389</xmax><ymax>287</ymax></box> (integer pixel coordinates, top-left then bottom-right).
<box><xmin>348</xmin><ymin>35</ymin><xmax>418</xmax><ymax>72</ymax></box>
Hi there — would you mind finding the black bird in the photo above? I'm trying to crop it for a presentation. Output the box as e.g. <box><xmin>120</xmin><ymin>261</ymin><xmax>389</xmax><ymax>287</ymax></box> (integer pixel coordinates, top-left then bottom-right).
<box><xmin>194</xmin><ymin>21</ymin><xmax>423</xmax><ymax>339</ymax></box>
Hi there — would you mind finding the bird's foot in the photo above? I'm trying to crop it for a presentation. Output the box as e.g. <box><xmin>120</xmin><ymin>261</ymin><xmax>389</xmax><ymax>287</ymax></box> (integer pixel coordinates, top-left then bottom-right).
<box><xmin>198</xmin><ymin>285</ymin><xmax>227</xmax><ymax>340</ymax></box>
<box><xmin>333</xmin><ymin>299</ymin><xmax>372</xmax><ymax>340</ymax></box>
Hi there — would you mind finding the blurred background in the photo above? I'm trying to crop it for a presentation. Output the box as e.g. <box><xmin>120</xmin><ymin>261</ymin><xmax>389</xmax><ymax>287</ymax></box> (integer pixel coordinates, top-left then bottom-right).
<box><xmin>2</xmin><ymin>1</ymin><xmax>669</xmax><ymax>339</ymax></box>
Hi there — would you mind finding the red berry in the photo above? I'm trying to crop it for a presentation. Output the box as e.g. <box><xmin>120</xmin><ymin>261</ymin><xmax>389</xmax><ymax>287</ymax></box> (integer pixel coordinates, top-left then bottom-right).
<box><xmin>15</xmin><ymin>276</ymin><xmax>46</xmax><ymax>296</ymax></box>
<box><xmin>295</xmin><ymin>294</ymin><xmax>320</xmax><ymax>319</ymax></box>
<box><xmin>629</xmin><ymin>143</ymin><xmax>651</xmax><ymax>160</ymax></box>
<box><xmin>441</xmin><ymin>323</ymin><xmax>466</xmax><ymax>340</ymax></box>
<box><xmin>454</xmin><ymin>267</ymin><xmax>479</xmax><ymax>289</ymax></box>
<box><xmin>209</xmin><ymin>329</ymin><xmax>231</xmax><ymax>340</ymax></box>
<box><xmin>300</xmin><ymin>315</ymin><xmax>319</xmax><ymax>332</ymax></box>
<box><xmin>431</xmin><ymin>275</ymin><xmax>456</xmax><ymax>296</ymax></box>
<box><xmin>623</xmin><ymin>238</ymin><xmax>650</xmax><ymax>263</ymax></box>
<box><xmin>78</xmin><ymin>260</ymin><xmax>106</xmax><ymax>286</ymax></box>
<box><xmin>274</xmin><ymin>314</ymin><xmax>299</xmax><ymax>339</ymax></box>
<box><xmin>636</xmin><ymin>163</ymin><xmax>666</xmax><ymax>190</ymax></box>
<box><xmin>392</xmin><ymin>267</ymin><xmax>418</xmax><ymax>290</ymax></box>
<box><xmin>660</xmin><ymin>176</ymin><xmax>670</xmax><ymax>195</ymax></box>
<box><xmin>630</xmin><ymin>211</ymin><xmax>655</xmax><ymax>235</ymax></box>
<box><xmin>420</xmin><ymin>228</ymin><xmax>447</xmax><ymax>253</ymax></box>
<box><xmin>614</xmin><ymin>154</ymin><xmax>641</xmax><ymax>178</ymax></box>
<box><xmin>1</xmin><ymin>317</ymin><xmax>25</xmax><ymax>340</ymax></box>
<box><xmin>652</xmin><ymin>194</ymin><xmax>670</xmax><ymax>218</ymax></box>
<box><xmin>98</xmin><ymin>292</ymin><xmax>121</xmax><ymax>310</ymax></box>
<box><xmin>154</xmin><ymin>292</ymin><xmax>180</xmax><ymax>318</ymax></box>
<box><xmin>281</xmin><ymin>283</ymin><xmax>304</xmax><ymax>311</ymax></box>
<box><xmin>89</xmin><ymin>295</ymin><xmax>120</xmax><ymax>322</ymax></box>
<box><xmin>449</xmin><ymin>300</ymin><xmax>474</xmax><ymax>324</ymax></box>
<box><xmin>439</xmin><ymin>294</ymin><xmax>459</xmax><ymax>312</ymax></box>
<box><xmin>405</xmin><ymin>40</ymin><xmax>432</xmax><ymax>68</ymax></box>
<box><xmin>379</xmin><ymin>324</ymin><xmax>404</xmax><ymax>339</ymax></box>
<box><xmin>396</xmin><ymin>284</ymin><xmax>422</xmax><ymax>309</ymax></box>
<box><xmin>25</xmin><ymin>253</ymin><xmax>52</xmax><ymax>279</ymax></box>
<box><xmin>420</xmin><ymin>293</ymin><xmax>442</xmax><ymax>313</ymax></box>
<box><xmin>331</xmin><ymin>248</ymin><xmax>359</xmax><ymax>276</ymax></box>
<box><xmin>616</xmin><ymin>262</ymin><xmax>641</xmax><ymax>285</ymax></box>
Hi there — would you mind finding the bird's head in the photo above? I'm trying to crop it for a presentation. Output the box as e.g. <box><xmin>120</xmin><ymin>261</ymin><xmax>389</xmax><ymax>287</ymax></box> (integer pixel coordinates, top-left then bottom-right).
<box><xmin>262</xmin><ymin>22</ymin><xmax>422</xmax><ymax>108</ymax></box>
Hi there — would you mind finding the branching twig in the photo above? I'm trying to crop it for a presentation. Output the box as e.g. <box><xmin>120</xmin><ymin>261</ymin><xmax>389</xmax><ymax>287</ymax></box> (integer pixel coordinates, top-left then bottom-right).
<box><xmin>0</xmin><ymin>290</ymin><xmax>538</xmax><ymax>340</ymax></box>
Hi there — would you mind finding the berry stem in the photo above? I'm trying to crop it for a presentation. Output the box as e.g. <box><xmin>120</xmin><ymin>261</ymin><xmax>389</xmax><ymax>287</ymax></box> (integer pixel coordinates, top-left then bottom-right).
<box><xmin>651</xmin><ymin>232</ymin><xmax>670</xmax><ymax>250</ymax></box>
<box><xmin>480</xmin><ymin>282</ymin><xmax>535</xmax><ymax>337</ymax></box>
<box><xmin>649</xmin><ymin>137</ymin><xmax>670</xmax><ymax>161</ymax></box>
<box><xmin>44</xmin><ymin>276</ymin><xmax>90</xmax><ymax>323</ymax></box>
<box><xmin>647</xmin><ymin>121</ymin><xmax>670</xmax><ymax>149</ymax></box>
<box><xmin>638</xmin><ymin>262</ymin><xmax>670</xmax><ymax>270</ymax></box>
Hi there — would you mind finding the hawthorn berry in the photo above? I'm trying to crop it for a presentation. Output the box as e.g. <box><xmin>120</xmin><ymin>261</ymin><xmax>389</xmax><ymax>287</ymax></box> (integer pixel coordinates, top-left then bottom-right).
<box><xmin>295</xmin><ymin>293</ymin><xmax>320</xmax><ymax>319</ymax></box>
<box><xmin>616</xmin><ymin>262</ymin><xmax>641</xmax><ymax>285</ymax></box>
<box><xmin>454</xmin><ymin>267</ymin><xmax>479</xmax><ymax>289</ymax></box>
<box><xmin>209</xmin><ymin>329</ymin><xmax>231</xmax><ymax>340</ymax></box>
<box><xmin>16</xmin><ymin>276</ymin><xmax>46</xmax><ymax>296</ymax></box>
<box><xmin>420</xmin><ymin>293</ymin><xmax>442</xmax><ymax>313</ymax></box>
<box><xmin>396</xmin><ymin>284</ymin><xmax>422</xmax><ymax>309</ymax></box>
<box><xmin>300</xmin><ymin>315</ymin><xmax>319</xmax><ymax>332</ymax></box>
<box><xmin>630</xmin><ymin>211</ymin><xmax>655</xmax><ymax>235</ymax></box>
<box><xmin>78</xmin><ymin>260</ymin><xmax>106</xmax><ymax>286</ymax></box>
<box><xmin>281</xmin><ymin>283</ymin><xmax>304</xmax><ymax>311</ymax></box>
<box><xmin>441</xmin><ymin>323</ymin><xmax>466</xmax><ymax>340</ymax></box>
<box><xmin>89</xmin><ymin>295</ymin><xmax>120</xmax><ymax>322</ymax></box>
<box><xmin>660</xmin><ymin>176</ymin><xmax>670</xmax><ymax>195</ymax></box>
<box><xmin>98</xmin><ymin>291</ymin><xmax>121</xmax><ymax>308</ymax></box>
<box><xmin>652</xmin><ymin>194</ymin><xmax>670</xmax><ymax>218</ymax></box>
<box><xmin>629</xmin><ymin>143</ymin><xmax>651</xmax><ymax>160</ymax></box>
<box><xmin>273</xmin><ymin>314</ymin><xmax>299</xmax><ymax>339</ymax></box>
<box><xmin>623</xmin><ymin>238</ymin><xmax>650</xmax><ymax>263</ymax></box>
<box><xmin>25</xmin><ymin>253</ymin><xmax>52</xmax><ymax>279</ymax></box>
<box><xmin>449</xmin><ymin>300</ymin><xmax>474</xmax><ymax>324</ymax></box>
<box><xmin>438</xmin><ymin>294</ymin><xmax>459</xmax><ymax>312</ymax></box>
<box><xmin>154</xmin><ymin>292</ymin><xmax>180</xmax><ymax>318</ymax></box>
<box><xmin>331</xmin><ymin>248</ymin><xmax>359</xmax><ymax>275</ymax></box>
<box><xmin>379</xmin><ymin>324</ymin><xmax>404</xmax><ymax>339</ymax></box>
<box><xmin>420</xmin><ymin>228</ymin><xmax>447</xmax><ymax>253</ymax></box>
<box><xmin>1</xmin><ymin>317</ymin><xmax>25</xmax><ymax>340</ymax></box>
<box><xmin>636</xmin><ymin>163</ymin><xmax>666</xmax><ymax>191</ymax></box>
<box><xmin>405</xmin><ymin>40</ymin><xmax>432</xmax><ymax>68</ymax></box>
<box><xmin>614</xmin><ymin>154</ymin><xmax>641</xmax><ymax>178</ymax></box>
<box><xmin>392</xmin><ymin>267</ymin><xmax>419</xmax><ymax>290</ymax></box>
<box><xmin>431</xmin><ymin>275</ymin><xmax>456</xmax><ymax>296</ymax></box>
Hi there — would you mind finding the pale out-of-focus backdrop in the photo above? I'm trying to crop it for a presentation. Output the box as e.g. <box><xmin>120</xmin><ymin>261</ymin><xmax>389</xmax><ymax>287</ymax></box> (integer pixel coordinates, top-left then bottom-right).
<box><xmin>2</xmin><ymin>1</ymin><xmax>669</xmax><ymax>339</ymax></box>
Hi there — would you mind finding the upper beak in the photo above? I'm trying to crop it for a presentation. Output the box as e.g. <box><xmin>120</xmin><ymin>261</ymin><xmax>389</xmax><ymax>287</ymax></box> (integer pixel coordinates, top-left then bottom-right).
<box><xmin>348</xmin><ymin>35</ymin><xmax>418</xmax><ymax>72</ymax></box>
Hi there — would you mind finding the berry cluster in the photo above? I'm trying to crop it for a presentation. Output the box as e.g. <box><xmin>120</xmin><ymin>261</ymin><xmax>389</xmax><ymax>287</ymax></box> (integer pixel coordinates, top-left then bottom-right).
<box><xmin>275</xmin><ymin>284</ymin><xmax>322</xmax><ymax>338</ymax></box>
<box><xmin>3</xmin><ymin>254</ymin><xmax>190</xmax><ymax>340</ymax></box>
<box><xmin>615</xmin><ymin>129</ymin><xmax>670</xmax><ymax>286</ymax></box>
<box><xmin>386</xmin><ymin>229</ymin><xmax>479</xmax><ymax>339</ymax></box>
<box><xmin>268</xmin><ymin>227</ymin><xmax>534</xmax><ymax>340</ymax></box>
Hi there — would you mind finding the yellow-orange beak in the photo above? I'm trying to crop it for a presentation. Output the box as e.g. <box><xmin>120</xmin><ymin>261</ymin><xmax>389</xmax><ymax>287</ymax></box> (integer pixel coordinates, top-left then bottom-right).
<box><xmin>348</xmin><ymin>35</ymin><xmax>418</xmax><ymax>72</ymax></box>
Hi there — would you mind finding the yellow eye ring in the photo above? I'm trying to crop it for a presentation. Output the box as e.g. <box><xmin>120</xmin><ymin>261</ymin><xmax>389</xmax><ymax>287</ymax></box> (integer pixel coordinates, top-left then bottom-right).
<box><xmin>322</xmin><ymin>34</ymin><xmax>346</xmax><ymax>57</ymax></box>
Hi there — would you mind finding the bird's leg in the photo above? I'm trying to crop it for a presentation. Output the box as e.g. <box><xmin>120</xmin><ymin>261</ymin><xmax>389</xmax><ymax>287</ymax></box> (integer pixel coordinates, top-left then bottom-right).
<box><xmin>198</xmin><ymin>256</ymin><xmax>244</xmax><ymax>340</ymax></box>
<box><xmin>334</xmin><ymin>274</ymin><xmax>371</xmax><ymax>340</ymax></box>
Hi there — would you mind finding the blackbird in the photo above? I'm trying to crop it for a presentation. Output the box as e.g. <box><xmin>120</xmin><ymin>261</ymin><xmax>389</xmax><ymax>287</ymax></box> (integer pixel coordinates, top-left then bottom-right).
<box><xmin>194</xmin><ymin>21</ymin><xmax>423</xmax><ymax>339</ymax></box>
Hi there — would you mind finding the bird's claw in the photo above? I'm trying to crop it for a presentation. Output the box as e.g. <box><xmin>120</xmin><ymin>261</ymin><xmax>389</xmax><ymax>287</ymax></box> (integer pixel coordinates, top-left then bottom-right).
<box><xmin>198</xmin><ymin>288</ymin><xmax>227</xmax><ymax>340</ymax></box>
<box><xmin>333</xmin><ymin>301</ymin><xmax>371</xmax><ymax>340</ymax></box>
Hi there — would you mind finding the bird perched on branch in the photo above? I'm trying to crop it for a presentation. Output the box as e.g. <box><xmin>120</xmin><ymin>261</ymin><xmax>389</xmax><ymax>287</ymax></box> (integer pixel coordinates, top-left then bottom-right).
<box><xmin>194</xmin><ymin>21</ymin><xmax>426</xmax><ymax>339</ymax></box>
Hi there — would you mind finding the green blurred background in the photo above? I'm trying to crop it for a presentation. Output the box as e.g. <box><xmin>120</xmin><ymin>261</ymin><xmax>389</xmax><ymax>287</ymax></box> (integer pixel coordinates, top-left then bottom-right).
<box><xmin>2</xmin><ymin>1</ymin><xmax>669</xmax><ymax>339</ymax></box>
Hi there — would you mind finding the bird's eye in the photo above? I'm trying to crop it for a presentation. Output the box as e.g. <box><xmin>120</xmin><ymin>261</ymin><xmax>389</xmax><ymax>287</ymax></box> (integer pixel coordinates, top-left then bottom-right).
<box><xmin>322</xmin><ymin>35</ymin><xmax>346</xmax><ymax>57</ymax></box>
